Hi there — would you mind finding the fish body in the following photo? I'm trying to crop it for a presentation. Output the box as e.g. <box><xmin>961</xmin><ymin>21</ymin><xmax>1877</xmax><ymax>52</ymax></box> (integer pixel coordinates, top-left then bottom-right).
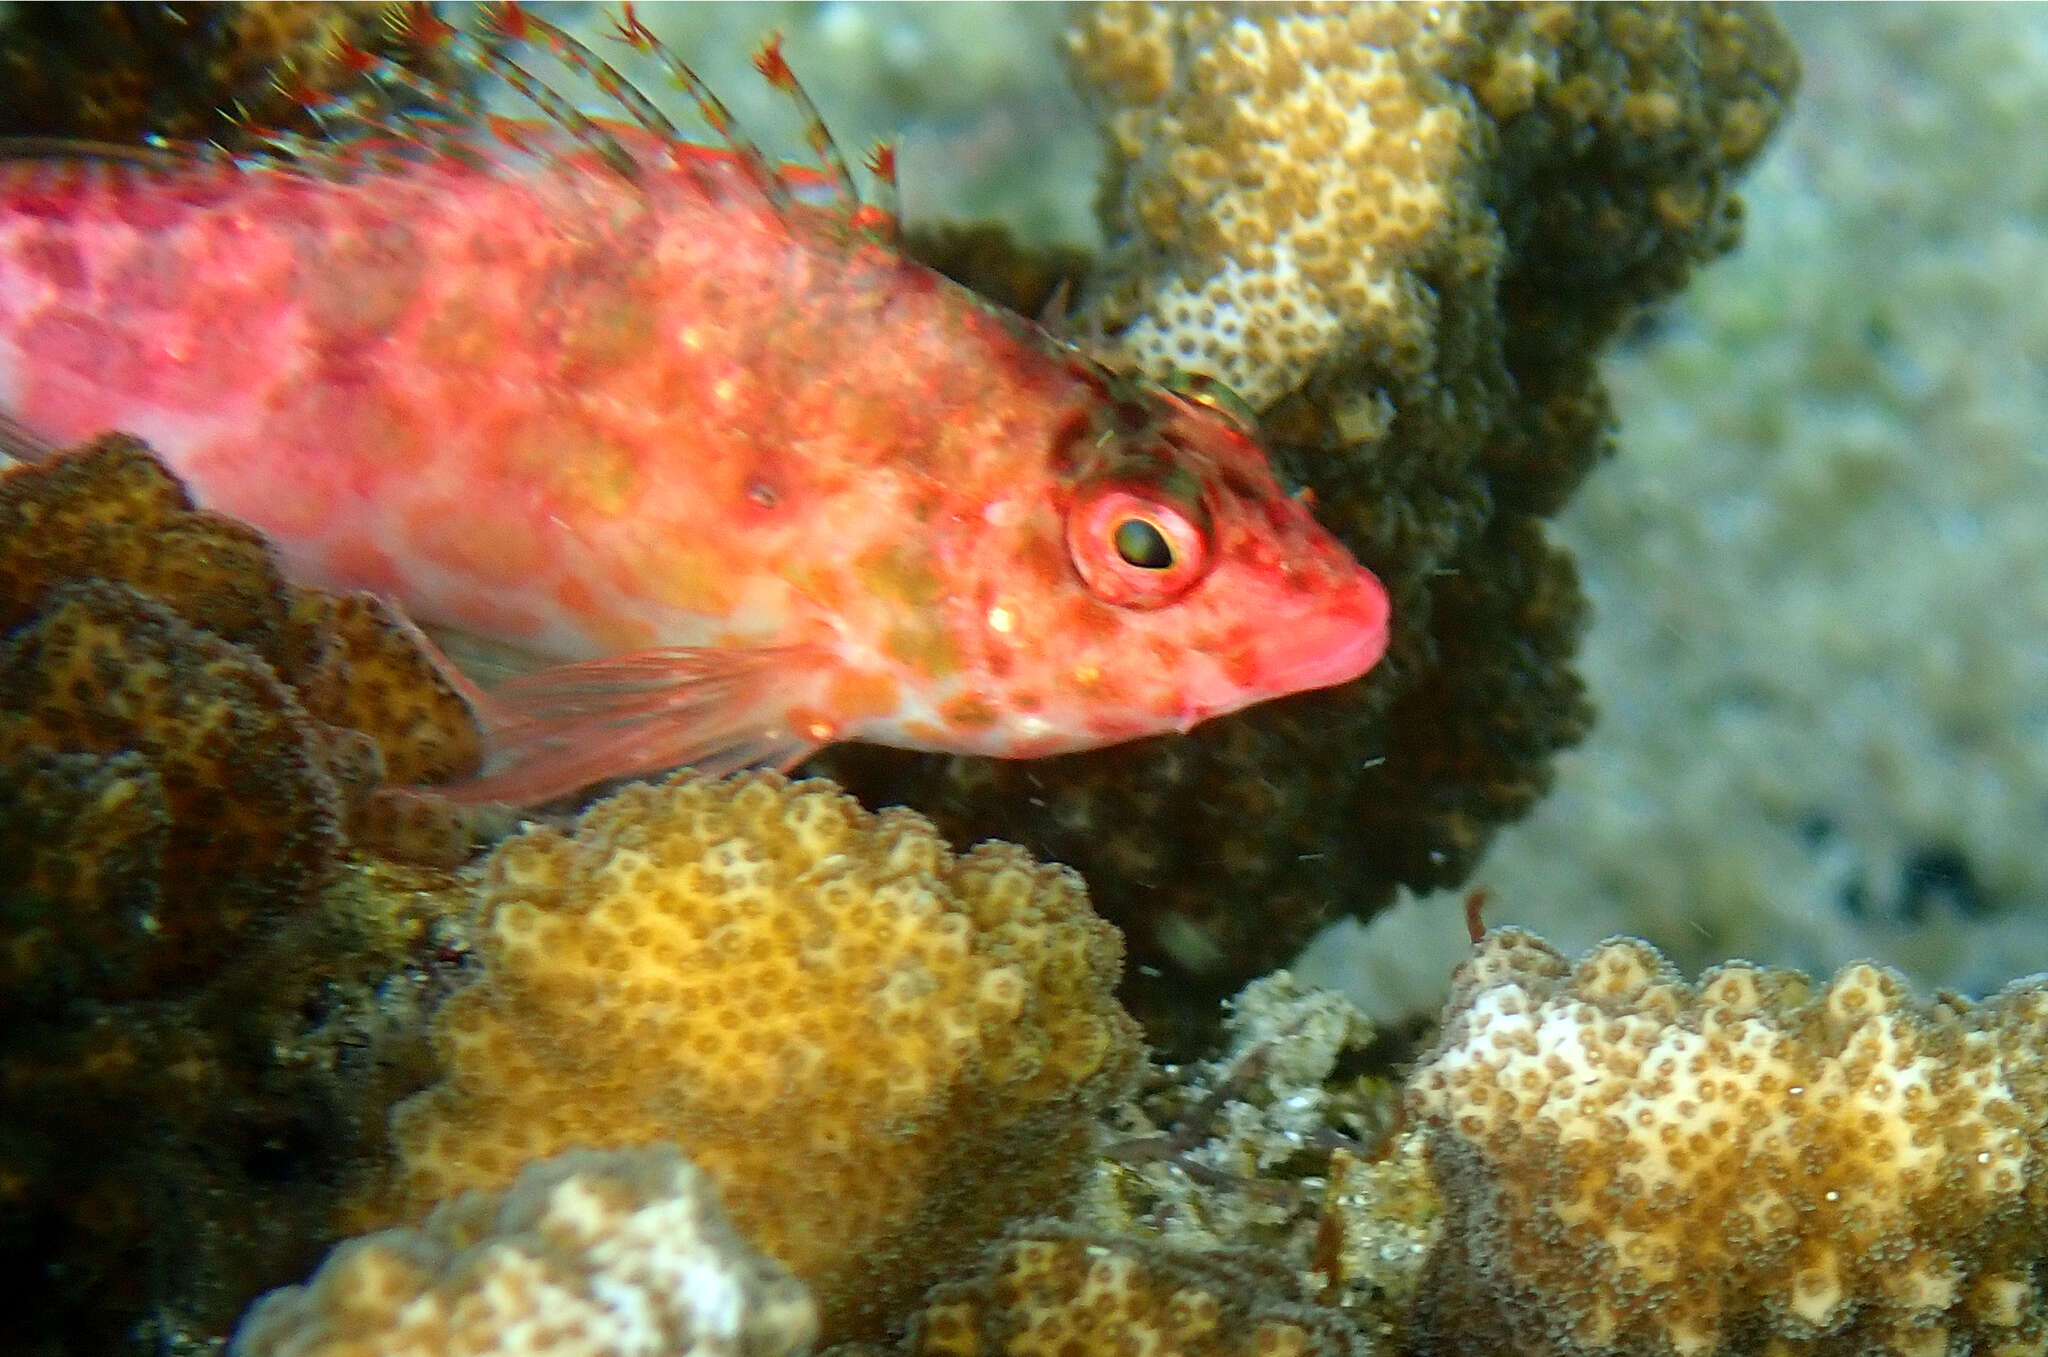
<box><xmin>0</xmin><ymin>18</ymin><xmax>1389</xmax><ymax>803</ymax></box>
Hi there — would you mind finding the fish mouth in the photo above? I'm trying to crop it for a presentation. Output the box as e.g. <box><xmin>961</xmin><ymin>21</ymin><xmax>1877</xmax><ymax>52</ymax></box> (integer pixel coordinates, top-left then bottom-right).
<box><xmin>1249</xmin><ymin>568</ymin><xmax>1392</xmax><ymax>696</ymax></box>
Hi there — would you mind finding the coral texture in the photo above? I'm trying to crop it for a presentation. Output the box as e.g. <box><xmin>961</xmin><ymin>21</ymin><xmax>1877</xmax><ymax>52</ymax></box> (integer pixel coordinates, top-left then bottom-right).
<box><xmin>813</xmin><ymin>2</ymin><xmax>1797</xmax><ymax>1050</ymax></box>
<box><xmin>234</xmin><ymin>1145</ymin><xmax>818</xmax><ymax>1357</ymax></box>
<box><xmin>0</xmin><ymin>578</ymin><xmax>348</xmax><ymax>975</ymax></box>
<box><xmin>0</xmin><ymin>436</ymin><xmax>484</xmax><ymax>875</ymax></box>
<box><xmin>904</xmin><ymin>1223</ymin><xmax>1372</xmax><ymax>1357</ymax></box>
<box><xmin>1407</xmin><ymin>928</ymin><xmax>2048</xmax><ymax>1357</ymax></box>
<box><xmin>386</xmin><ymin>771</ymin><xmax>1143</xmax><ymax>1342</ymax></box>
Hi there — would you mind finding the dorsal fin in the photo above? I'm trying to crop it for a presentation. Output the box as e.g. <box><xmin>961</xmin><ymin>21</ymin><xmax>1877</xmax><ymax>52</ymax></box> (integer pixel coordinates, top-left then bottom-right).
<box><xmin>751</xmin><ymin>32</ymin><xmax>857</xmax><ymax>213</ymax></box>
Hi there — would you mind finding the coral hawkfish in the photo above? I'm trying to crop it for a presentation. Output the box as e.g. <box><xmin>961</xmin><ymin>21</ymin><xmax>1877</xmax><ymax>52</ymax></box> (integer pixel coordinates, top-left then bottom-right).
<box><xmin>0</xmin><ymin>4</ymin><xmax>1389</xmax><ymax>804</ymax></box>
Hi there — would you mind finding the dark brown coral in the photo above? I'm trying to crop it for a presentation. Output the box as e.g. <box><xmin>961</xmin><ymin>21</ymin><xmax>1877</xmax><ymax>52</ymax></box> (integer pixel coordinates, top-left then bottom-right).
<box><xmin>0</xmin><ymin>438</ymin><xmax>482</xmax><ymax>1357</ymax></box>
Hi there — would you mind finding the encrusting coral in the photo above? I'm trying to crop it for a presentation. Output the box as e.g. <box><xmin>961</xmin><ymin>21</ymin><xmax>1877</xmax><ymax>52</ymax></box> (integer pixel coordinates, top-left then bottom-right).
<box><xmin>382</xmin><ymin>770</ymin><xmax>1144</xmax><ymax>1343</ymax></box>
<box><xmin>233</xmin><ymin>1145</ymin><xmax>820</xmax><ymax>1357</ymax></box>
<box><xmin>813</xmin><ymin>2</ymin><xmax>1799</xmax><ymax>1051</ymax></box>
<box><xmin>1407</xmin><ymin>928</ymin><xmax>2048</xmax><ymax>1357</ymax></box>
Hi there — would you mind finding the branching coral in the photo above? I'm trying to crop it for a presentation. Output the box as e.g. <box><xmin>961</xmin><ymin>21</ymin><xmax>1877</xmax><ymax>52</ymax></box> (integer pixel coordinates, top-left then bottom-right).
<box><xmin>1407</xmin><ymin>928</ymin><xmax>2048</xmax><ymax>1357</ymax></box>
<box><xmin>812</xmin><ymin>3</ymin><xmax>1797</xmax><ymax>1050</ymax></box>
<box><xmin>383</xmin><ymin>770</ymin><xmax>1143</xmax><ymax>1342</ymax></box>
<box><xmin>234</xmin><ymin>1145</ymin><xmax>819</xmax><ymax>1357</ymax></box>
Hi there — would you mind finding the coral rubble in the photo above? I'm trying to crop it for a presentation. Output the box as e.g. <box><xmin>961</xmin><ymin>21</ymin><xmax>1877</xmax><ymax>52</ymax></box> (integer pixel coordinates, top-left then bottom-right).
<box><xmin>902</xmin><ymin>1223</ymin><xmax>1373</xmax><ymax>1357</ymax></box>
<box><xmin>382</xmin><ymin>771</ymin><xmax>1144</xmax><ymax>1342</ymax></box>
<box><xmin>1408</xmin><ymin>928</ymin><xmax>2048</xmax><ymax>1357</ymax></box>
<box><xmin>234</xmin><ymin>1145</ymin><xmax>819</xmax><ymax>1357</ymax></box>
<box><xmin>812</xmin><ymin>2</ymin><xmax>1799</xmax><ymax>1050</ymax></box>
<box><xmin>1083</xmin><ymin>973</ymin><xmax>1436</xmax><ymax>1339</ymax></box>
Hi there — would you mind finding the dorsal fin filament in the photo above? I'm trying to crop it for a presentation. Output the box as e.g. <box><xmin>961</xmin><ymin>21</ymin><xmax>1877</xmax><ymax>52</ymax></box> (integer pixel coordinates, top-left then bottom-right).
<box><xmin>601</xmin><ymin>1</ymin><xmax>791</xmax><ymax>213</ymax></box>
<box><xmin>752</xmin><ymin>31</ymin><xmax>861</xmax><ymax>219</ymax></box>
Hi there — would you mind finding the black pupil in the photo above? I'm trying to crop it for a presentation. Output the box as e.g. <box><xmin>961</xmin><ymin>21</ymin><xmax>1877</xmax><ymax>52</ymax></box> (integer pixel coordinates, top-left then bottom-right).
<box><xmin>1113</xmin><ymin>517</ymin><xmax>1174</xmax><ymax>569</ymax></box>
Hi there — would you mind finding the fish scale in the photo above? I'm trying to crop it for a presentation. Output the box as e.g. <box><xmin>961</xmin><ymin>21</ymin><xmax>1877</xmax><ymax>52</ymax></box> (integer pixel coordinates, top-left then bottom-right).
<box><xmin>0</xmin><ymin>5</ymin><xmax>1390</xmax><ymax>805</ymax></box>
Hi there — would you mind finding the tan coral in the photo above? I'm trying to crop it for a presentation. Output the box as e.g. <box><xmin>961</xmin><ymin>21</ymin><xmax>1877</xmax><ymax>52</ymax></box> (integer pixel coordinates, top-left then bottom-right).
<box><xmin>0</xmin><ymin>432</ymin><xmax>290</xmax><ymax>647</ymax></box>
<box><xmin>385</xmin><ymin>770</ymin><xmax>1144</xmax><ymax>1342</ymax></box>
<box><xmin>234</xmin><ymin>1144</ymin><xmax>818</xmax><ymax>1357</ymax></box>
<box><xmin>1406</xmin><ymin>928</ymin><xmax>2048</xmax><ymax>1357</ymax></box>
<box><xmin>904</xmin><ymin>1223</ymin><xmax>1372</xmax><ymax>1357</ymax></box>
<box><xmin>1070</xmin><ymin>3</ymin><xmax>1480</xmax><ymax>411</ymax></box>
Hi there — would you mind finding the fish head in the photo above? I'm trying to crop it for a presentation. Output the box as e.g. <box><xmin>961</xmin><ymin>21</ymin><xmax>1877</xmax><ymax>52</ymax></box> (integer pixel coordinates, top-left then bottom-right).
<box><xmin>904</xmin><ymin>365</ymin><xmax>1391</xmax><ymax>757</ymax></box>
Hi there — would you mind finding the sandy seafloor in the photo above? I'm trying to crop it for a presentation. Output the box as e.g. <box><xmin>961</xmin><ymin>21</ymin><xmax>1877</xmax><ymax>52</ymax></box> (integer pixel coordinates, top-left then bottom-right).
<box><xmin>558</xmin><ymin>3</ymin><xmax>2048</xmax><ymax>1021</ymax></box>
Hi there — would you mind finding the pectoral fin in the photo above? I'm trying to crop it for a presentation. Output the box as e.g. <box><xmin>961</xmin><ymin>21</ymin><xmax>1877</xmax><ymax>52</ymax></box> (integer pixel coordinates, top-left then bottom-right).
<box><xmin>431</xmin><ymin>644</ymin><xmax>829</xmax><ymax>806</ymax></box>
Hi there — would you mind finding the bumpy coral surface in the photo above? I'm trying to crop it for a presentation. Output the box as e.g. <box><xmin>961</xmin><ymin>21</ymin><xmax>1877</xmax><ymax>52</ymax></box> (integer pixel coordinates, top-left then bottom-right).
<box><xmin>0</xmin><ymin>436</ymin><xmax>484</xmax><ymax>876</ymax></box>
<box><xmin>1432</xmin><ymin>3</ymin><xmax>2048</xmax><ymax>1004</ymax></box>
<box><xmin>235</xmin><ymin>1145</ymin><xmax>818</xmax><ymax>1357</ymax></box>
<box><xmin>815</xmin><ymin>3</ymin><xmax>1796</xmax><ymax>1049</ymax></box>
<box><xmin>905</xmin><ymin>1223</ymin><xmax>1372</xmax><ymax>1357</ymax></box>
<box><xmin>1407</xmin><ymin>928</ymin><xmax>2048</xmax><ymax>1357</ymax></box>
<box><xmin>386</xmin><ymin>771</ymin><xmax>1142</xmax><ymax>1341</ymax></box>
<box><xmin>0</xmin><ymin>578</ymin><xmax>348</xmax><ymax>974</ymax></box>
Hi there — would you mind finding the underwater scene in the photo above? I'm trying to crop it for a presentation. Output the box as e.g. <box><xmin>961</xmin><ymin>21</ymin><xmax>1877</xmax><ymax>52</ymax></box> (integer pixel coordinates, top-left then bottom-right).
<box><xmin>1</xmin><ymin>3</ymin><xmax>2045</xmax><ymax>1355</ymax></box>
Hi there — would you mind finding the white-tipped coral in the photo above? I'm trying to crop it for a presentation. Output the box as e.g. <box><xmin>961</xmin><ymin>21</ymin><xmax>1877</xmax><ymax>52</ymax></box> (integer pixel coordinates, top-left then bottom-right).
<box><xmin>1406</xmin><ymin>928</ymin><xmax>2048</xmax><ymax>1357</ymax></box>
<box><xmin>232</xmin><ymin>1144</ymin><xmax>817</xmax><ymax>1357</ymax></box>
<box><xmin>1069</xmin><ymin>3</ymin><xmax>1477</xmax><ymax>411</ymax></box>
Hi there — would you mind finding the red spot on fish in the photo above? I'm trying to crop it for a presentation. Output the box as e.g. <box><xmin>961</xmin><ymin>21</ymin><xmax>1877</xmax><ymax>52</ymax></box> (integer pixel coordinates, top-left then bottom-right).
<box><xmin>301</xmin><ymin>220</ymin><xmax>424</xmax><ymax>343</ymax></box>
<box><xmin>17</xmin><ymin>230</ymin><xmax>85</xmax><ymax>291</ymax></box>
<box><xmin>107</xmin><ymin>169</ymin><xmax>235</xmax><ymax>229</ymax></box>
<box><xmin>2</xmin><ymin>162</ymin><xmax>91</xmax><ymax>219</ymax></box>
<box><xmin>261</xmin><ymin>366</ymin><xmax>425</xmax><ymax>488</ymax></box>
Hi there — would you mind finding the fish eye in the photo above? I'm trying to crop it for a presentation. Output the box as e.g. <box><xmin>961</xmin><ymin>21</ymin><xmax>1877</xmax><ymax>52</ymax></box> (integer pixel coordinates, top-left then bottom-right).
<box><xmin>1113</xmin><ymin>516</ymin><xmax>1174</xmax><ymax>570</ymax></box>
<box><xmin>1068</xmin><ymin>482</ymin><xmax>1212</xmax><ymax>609</ymax></box>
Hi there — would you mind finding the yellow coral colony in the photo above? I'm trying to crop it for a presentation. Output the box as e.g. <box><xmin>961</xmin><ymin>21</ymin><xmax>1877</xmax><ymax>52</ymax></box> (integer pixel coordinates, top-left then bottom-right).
<box><xmin>385</xmin><ymin>772</ymin><xmax>1143</xmax><ymax>1341</ymax></box>
<box><xmin>1407</xmin><ymin>929</ymin><xmax>2048</xmax><ymax>1357</ymax></box>
<box><xmin>234</xmin><ymin>1146</ymin><xmax>818</xmax><ymax>1357</ymax></box>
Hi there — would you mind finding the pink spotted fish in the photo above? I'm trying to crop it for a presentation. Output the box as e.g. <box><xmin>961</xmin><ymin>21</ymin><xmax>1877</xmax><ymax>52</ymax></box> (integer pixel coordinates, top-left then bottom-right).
<box><xmin>0</xmin><ymin>4</ymin><xmax>1390</xmax><ymax>804</ymax></box>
